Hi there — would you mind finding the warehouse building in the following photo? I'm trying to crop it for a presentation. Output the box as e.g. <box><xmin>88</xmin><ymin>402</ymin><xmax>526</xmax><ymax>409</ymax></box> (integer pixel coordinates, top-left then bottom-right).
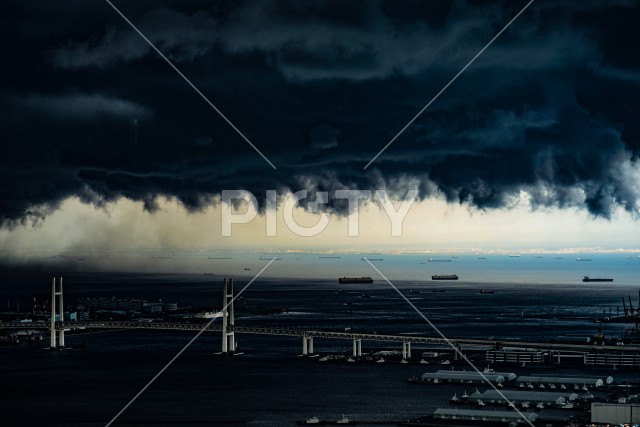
<box><xmin>433</xmin><ymin>408</ymin><xmax>538</xmax><ymax>424</ymax></box>
<box><xmin>486</xmin><ymin>349</ymin><xmax>545</xmax><ymax>365</ymax></box>
<box><xmin>585</xmin><ymin>352</ymin><xmax>640</xmax><ymax>368</ymax></box>
<box><xmin>468</xmin><ymin>389</ymin><xmax>578</xmax><ymax>406</ymax></box>
<box><xmin>591</xmin><ymin>402</ymin><xmax>640</xmax><ymax>425</ymax></box>
<box><xmin>515</xmin><ymin>375</ymin><xmax>611</xmax><ymax>388</ymax></box>
<box><xmin>421</xmin><ymin>370</ymin><xmax>506</xmax><ymax>384</ymax></box>
<box><xmin>481</xmin><ymin>370</ymin><xmax>517</xmax><ymax>381</ymax></box>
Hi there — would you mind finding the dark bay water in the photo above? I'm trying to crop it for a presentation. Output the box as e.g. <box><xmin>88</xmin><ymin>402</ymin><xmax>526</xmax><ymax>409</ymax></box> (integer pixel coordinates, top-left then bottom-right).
<box><xmin>1</xmin><ymin>263</ymin><xmax>640</xmax><ymax>426</ymax></box>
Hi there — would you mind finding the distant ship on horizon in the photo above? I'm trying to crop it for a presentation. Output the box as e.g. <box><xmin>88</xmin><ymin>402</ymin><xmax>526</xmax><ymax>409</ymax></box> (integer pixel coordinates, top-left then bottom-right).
<box><xmin>582</xmin><ymin>276</ymin><xmax>613</xmax><ymax>282</ymax></box>
<box><xmin>432</xmin><ymin>274</ymin><xmax>458</xmax><ymax>280</ymax></box>
<box><xmin>339</xmin><ymin>277</ymin><xmax>374</xmax><ymax>284</ymax></box>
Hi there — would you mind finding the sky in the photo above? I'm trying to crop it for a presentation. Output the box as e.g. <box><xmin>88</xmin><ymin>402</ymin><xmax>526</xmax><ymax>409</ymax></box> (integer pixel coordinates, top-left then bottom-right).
<box><xmin>1</xmin><ymin>0</ymin><xmax>640</xmax><ymax>261</ymax></box>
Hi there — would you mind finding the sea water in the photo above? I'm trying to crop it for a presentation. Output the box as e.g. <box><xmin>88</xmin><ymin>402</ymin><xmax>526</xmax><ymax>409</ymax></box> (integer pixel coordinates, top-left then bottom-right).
<box><xmin>1</xmin><ymin>253</ymin><xmax>639</xmax><ymax>426</ymax></box>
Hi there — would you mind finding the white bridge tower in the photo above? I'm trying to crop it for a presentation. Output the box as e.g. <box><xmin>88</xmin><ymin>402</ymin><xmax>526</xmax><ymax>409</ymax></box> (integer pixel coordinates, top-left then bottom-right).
<box><xmin>221</xmin><ymin>278</ymin><xmax>235</xmax><ymax>353</ymax></box>
<box><xmin>49</xmin><ymin>277</ymin><xmax>64</xmax><ymax>349</ymax></box>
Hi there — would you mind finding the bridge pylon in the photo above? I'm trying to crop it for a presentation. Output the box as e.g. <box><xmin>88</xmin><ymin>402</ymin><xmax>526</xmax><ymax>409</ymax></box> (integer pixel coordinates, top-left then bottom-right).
<box><xmin>221</xmin><ymin>278</ymin><xmax>235</xmax><ymax>354</ymax></box>
<box><xmin>49</xmin><ymin>277</ymin><xmax>64</xmax><ymax>349</ymax></box>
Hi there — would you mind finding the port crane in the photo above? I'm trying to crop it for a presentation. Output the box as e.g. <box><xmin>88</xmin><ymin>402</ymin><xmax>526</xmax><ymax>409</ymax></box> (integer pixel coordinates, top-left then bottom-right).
<box><xmin>596</xmin><ymin>292</ymin><xmax>640</xmax><ymax>342</ymax></box>
<box><xmin>619</xmin><ymin>291</ymin><xmax>640</xmax><ymax>339</ymax></box>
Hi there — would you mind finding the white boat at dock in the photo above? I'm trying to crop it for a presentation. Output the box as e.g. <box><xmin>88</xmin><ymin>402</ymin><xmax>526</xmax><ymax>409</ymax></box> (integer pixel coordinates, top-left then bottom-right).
<box><xmin>183</xmin><ymin>311</ymin><xmax>222</xmax><ymax>319</ymax></box>
<box><xmin>296</xmin><ymin>416</ymin><xmax>323</xmax><ymax>425</ymax></box>
<box><xmin>336</xmin><ymin>415</ymin><xmax>351</xmax><ymax>424</ymax></box>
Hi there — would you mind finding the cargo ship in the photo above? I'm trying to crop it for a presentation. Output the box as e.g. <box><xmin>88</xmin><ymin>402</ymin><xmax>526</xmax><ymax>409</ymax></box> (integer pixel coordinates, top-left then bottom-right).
<box><xmin>431</xmin><ymin>275</ymin><xmax>458</xmax><ymax>280</ymax></box>
<box><xmin>339</xmin><ymin>277</ymin><xmax>374</xmax><ymax>284</ymax></box>
<box><xmin>582</xmin><ymin>276</ymin><xmax>613</xmax><ymax>282</ymax></box>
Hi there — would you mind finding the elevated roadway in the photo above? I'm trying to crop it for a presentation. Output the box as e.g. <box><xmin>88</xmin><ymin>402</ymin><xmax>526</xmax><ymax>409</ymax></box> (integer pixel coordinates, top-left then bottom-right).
<box><xmin>2</xmin><ymin>321</ymin><xmax>639</xmax><ymax>353</ymax></box>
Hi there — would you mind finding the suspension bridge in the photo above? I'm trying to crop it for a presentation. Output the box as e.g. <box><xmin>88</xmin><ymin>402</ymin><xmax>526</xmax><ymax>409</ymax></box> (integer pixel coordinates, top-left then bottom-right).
<box><xmin>2</xmin><ymin>277</ymin><xmax>640</xmax><ymax>361</ymax></box>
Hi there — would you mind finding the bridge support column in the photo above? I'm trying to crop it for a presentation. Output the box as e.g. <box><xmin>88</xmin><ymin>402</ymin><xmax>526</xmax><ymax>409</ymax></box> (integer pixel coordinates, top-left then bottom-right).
<box><xmin>50</xmin><ymin>277</ymin><xmax>64</xmax><ymax>349</ymax></box>
<box><xmin>352</xmin><ymin>339</ymin><xmax>357</xmax><ymax>357</ymax></box>
<box><xmin>357</xmin><ymin>339</ymin><xmax>362</xmax><ymax>356</ymax></box>
<box><xmin>221</xmin><ymin>278</ymin><xmax>235</xmax><ymax>354</ymax></box>
<box><xmin>308</xmin><ymin>337</ymin><xmax>314</xmax><ymax>354</ymax></box>
<box><xmin>302</xmin><ymin>334</ymin><xmax>308</xmax><ymax>355</ymax></box>
<box><xmin>50</xmin><ymin>277</ymin><xmax>56</xmax><ymax>348</ymax></box>
<box><xmin>58</xmin><ymin>277</ymin><xmax>64</xmax><ymax>348</ymax></box>
<box><xmin>402</xmin><ymin>342</ymin><xmax>407</xmax><ymax>359</ymax></box>
<box><xmin>407</xmin><ymin>342</ymin><xmax>411</xmax><ymax>358</ymax></box>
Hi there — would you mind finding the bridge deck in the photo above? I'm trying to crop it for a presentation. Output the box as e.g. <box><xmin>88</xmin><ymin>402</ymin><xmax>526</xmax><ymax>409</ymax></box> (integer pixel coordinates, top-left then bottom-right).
<box><xmin>2</xmin><ymin>321</ymin><xmax>640</xmax><ymax>352</ymax></box>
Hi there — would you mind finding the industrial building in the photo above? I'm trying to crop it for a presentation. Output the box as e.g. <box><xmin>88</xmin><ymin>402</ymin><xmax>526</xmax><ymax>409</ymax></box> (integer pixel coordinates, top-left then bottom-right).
<box><xmin>468</xmin><ymin>389</ymin><xmax>578</xmax><ymax>406</ymax></box>
<box><xmin>433</xmin><ymin>408</ymin><xmax>538</xmax><ymax>424</ymax></box>
<box><xmin>77</xmin><ymin>297</ymin><xmax>178</xmax><ymax>317</ymax></box>
<box><xmin>585</xmin><ymin>351</ymin><xmax>640</xmax><ymax>367</ymax></box>
<box><xmin>486</xmin><ymin>349</ymin><xmax>546</xmax><ymax>365</ymax></box>
<box><xmin>78</xmin><ymin>297</ymin><xmax>145</xmax><ymax>312</ymax></box>
<box><xmin>591</xmin><ymin>402</ymin><xmax>640</xmax><ymax>425</ymax></box>
<box><xmin>515</xmin><ymin>375</ymin><xmax>612</xmax><ymax>388</ymax></box>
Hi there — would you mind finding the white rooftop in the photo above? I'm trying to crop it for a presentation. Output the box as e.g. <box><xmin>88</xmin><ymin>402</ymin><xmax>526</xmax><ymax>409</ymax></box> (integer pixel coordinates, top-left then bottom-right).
<box><xmin>434</xmin><ymin>408</ymin><xmax>538</xmax><ymax>422</ymax></box>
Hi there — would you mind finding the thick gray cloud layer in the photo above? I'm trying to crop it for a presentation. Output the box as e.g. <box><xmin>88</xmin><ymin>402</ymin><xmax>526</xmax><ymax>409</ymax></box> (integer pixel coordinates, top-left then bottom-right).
<box><xmin>1</xmin><ymin>0</ymin><xmax>640</xmax><ymax>225</ymax></box>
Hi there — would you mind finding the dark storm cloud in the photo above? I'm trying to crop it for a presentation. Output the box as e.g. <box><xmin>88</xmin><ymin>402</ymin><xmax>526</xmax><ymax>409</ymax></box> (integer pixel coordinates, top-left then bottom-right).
<box><xmin>19</xmin><ymin>93</ymin><xmax>152</xmax><ymax>120</ymax></box>
<box><xmin>1</xmin><ymin>0</ymin><xmax>640</xmax><ymax>225</ymax></box>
